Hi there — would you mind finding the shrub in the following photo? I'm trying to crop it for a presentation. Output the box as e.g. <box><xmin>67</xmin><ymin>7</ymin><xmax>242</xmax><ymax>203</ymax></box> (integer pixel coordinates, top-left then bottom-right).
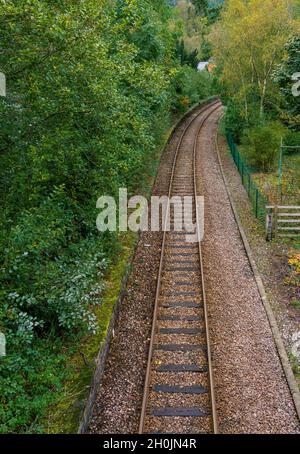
<box><xmin>172</xmin><ymin>66</ymin><xmax>214</xmax><ymax>111</ymax></box>
<box><xmin>0</xmin><ymin>0</ymin><xmax>213</xmax><ymax>433</ymax></box>
<box><xmin>223</xmin><ymin>100</ymin><xmax>248</xmax><ymax>142</ymax></box>
<box><xmin>241</xmin><ymin>122</ymin><xmax>287</xmax><ymax>172</ymax></box>
<box><xmin>284</xmin><ymin>131</ymin><xmax>300</xmax><ymax>151</ymax></box>
<box><xmin>0</xmin><ymin>337</ymin><xmax>68</xmax><ymax>434</ymax></box>
<box><xmin>286</xmin><ymin>251</ymin><xmax>300</xmax><ymax>288</ymax></box>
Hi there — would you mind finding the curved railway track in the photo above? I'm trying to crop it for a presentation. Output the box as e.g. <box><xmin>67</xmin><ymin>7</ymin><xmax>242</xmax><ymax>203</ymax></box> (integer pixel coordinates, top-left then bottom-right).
<box><xmin>139</xmin><ymin>99</ymin><xmax>222</xmax><ymax>434</ymax></box>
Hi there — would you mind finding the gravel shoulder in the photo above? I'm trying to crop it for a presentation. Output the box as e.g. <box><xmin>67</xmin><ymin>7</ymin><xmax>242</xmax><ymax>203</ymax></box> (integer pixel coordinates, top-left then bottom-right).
<box><xmin>197</xmin><ymin>110</ymin><xmax>300</xmax><ymax>433</ymax></box>
<box><xmin>217</xmin><ymin>133</ymin><xmax>300</xmax><ymax>385</ymax></box>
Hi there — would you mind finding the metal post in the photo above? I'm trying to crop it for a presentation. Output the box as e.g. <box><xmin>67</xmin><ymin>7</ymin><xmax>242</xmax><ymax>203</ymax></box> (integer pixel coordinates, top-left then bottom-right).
<box><xmin>266</xmin><ymin>207</ymin><xmax>273</xmax><ymax>241</ymax></box>
<box><xmin>241</xmin><ymin>161</ymin><xmax>244</xmax><ymax>185</ymax></box>
<box><xmin>255</xmin><ymin>188</ymin><xmax>259</xmax><ymax>218</ymax></box>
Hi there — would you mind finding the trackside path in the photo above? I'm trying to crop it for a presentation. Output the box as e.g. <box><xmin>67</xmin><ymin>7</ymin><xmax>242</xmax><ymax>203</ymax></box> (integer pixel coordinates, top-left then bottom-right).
<box><xmin>197</xmin><ymin>109</ymin><xmax>300</xmax><ymax>434</ymax></box>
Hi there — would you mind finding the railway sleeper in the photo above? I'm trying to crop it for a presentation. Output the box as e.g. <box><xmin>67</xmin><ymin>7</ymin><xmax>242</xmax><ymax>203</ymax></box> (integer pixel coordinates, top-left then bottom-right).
<box><xmin>157</xmin><ymin>344</ymin><xmax>207</xmax><ymax>352</ymax></box>
<box><xmin>151</xmin><ymin>407</ymin><xmax>209</xmax><ymax>417</ymax></box>
<box><xmin>156</xmin><ymin>364</ymin><xmax>207</xmax><ymax>373</ymax></box>
<box><xmin>152</xmin><ymin>385</ymin><xmax>207</xmax><ymax>394</ymax></box>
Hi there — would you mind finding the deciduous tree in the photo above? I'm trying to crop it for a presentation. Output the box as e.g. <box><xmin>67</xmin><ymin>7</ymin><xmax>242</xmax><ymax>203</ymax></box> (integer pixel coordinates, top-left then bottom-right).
<box><xmin>274</xmin><ymin>36</ymin><xmax>300</xmax><ymax>130</ymax></box>
<box><xmin>209</xmin><ymin>0</ymin><xmax>298</xmax><ymax>121</ymax></box>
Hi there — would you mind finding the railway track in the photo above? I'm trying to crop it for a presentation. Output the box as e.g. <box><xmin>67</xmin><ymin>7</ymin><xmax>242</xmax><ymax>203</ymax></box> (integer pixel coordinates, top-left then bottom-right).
<box><xmin>139</xmin><ymin>100</ymin><xmax>222</xmax><ymax>434</ymax></box>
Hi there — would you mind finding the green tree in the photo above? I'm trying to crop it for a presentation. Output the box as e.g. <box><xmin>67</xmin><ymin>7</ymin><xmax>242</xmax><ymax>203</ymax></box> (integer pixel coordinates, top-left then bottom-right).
<box><xmin>209</xmin><ymin>0</ymin><xmax>297</xmax><ymax>121</ymax></box>
<box><xmin>0</xmin><ymin>0</ymin><xmax>213</xmax><ymax>433</ymax></box>
<box><xmin>191</xmin><ymin>0</ymin><xmax>208</xmax><ymax>16</ymax></box>
<box><xmin>242</xmin><ymin>122</ymin><xmax>287</xmax><ymax>172</ymax></box>
<box><xmin>176</xmin><ymin>39</ymin><xmax>199</xmax><ymax>67</ymax></box>
<box><xmin>274</xmin><ymin>36</ymin><xmax>300</xmax><ymax>130</ymax></box>
<box><xmin>175</xmin><ymin>0</ymin><xmax>208</xmax><ymax>55</ymax></box>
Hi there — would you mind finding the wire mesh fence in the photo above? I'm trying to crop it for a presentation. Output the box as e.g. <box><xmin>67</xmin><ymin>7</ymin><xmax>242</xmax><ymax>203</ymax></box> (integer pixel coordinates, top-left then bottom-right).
<box><xmin>226</xmin><ymin>133</ymin><xmax>269</xmax><ymax>224</ymax></box>
<box><xmin>279</xmin><ymin>145</ymin><xmax>300</xmax><ymax>205</ymax></box>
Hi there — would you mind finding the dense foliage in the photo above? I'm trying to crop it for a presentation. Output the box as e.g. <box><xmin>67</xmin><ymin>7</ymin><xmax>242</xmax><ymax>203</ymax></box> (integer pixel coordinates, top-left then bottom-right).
<box><xmin>174</xmin><ymin>0</ymin><xmax>223</xmax><ymax>61</ymax></box>
<box><xmin>208</xmin><ymin>0</ymin><xmax>300</xmax><ymax>303</ymax></box>
<box><xmin>241</xmin><ymin>122</ymin><xmax>287</xmax><ymax>172</ymax></box>
<box><xmin>274</xmin><ymin>36</ymin><xmax>300</xmax><ymax>131</ymax></box>
<box><xmin>176</xmin><ymin>39</ymin><xmax>199</xmax><ymax>68</ymax></box>
<box><xmin>0</xmin><ymin>0</ymin><xmax>214</xmax><ymax>433</ymax></box>
<box><xmin>210</xmin><ymin>0</ymin><xmax>300</xmax><ymax>172</ymax></box>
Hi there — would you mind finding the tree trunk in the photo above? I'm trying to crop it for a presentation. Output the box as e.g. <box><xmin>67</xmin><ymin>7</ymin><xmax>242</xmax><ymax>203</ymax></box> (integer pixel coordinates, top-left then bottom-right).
<box><xmin>260</xmin><ymin>78</ymin><xmax>267</xmax><ymax>118</ymax></box>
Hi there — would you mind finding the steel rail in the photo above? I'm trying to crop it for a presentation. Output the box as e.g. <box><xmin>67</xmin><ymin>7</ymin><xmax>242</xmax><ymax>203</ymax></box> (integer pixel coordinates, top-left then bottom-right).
<box><xmin>138</xmin><ymin>99</ymin><xmax>221</xmax><ymax>434</ymax></box>
<box><xmin>193</xmin><ymin>108</ymin><xmax>220</xmax><ymax>435</ymax></box>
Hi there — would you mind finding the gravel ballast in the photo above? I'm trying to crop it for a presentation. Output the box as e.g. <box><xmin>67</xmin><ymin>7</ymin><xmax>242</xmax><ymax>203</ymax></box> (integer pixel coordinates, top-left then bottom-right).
<box><xmin>89</xmin><ymin>103</ymin><xmax>300</xmax><ymax>434</ymax></box>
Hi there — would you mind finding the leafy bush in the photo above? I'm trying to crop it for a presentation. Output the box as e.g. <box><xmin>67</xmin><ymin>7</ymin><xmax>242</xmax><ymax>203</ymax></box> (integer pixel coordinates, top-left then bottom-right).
<box><xmin>223</xmin><ymin>100</ymin><xmax>248</xmax><ymax>142</ymax></box>
<box><xmin>0</xmin><ymin>337</ymin><xmax>68</xmax><ymax>434</ymax></box>
<box><xmin>286</xmin><ymin>251</ymin><xmax>300</xmax><ymax>288</ymax></box>
<box><xmin>284</xmin><ymin>131</ymin><xmax>300</xmax><ymax>151</ymax></box>
<box><xmin>241</xmin><ymin>122</ymin><xmax>287</xmax><ymax>172</ymax></box>
<box><xmin>273</xmin><ymin>35</ymin><xmax>300</xmax><ymax>131</ymax></box>
<box><xmin>0</xmin><ymin>0</ymin><xmax>214</xmax><ymax>433</ymax></box>
<box><xmin>172</xmin><ymin>66</ymin><xmax>214</xmax><ymax>111</ymax></box>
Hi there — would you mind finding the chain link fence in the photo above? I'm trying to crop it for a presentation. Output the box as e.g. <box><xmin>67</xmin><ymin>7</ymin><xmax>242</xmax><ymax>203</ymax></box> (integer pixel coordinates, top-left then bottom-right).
<box><xmin>226</xmin><ymin>133</ymin><xmax>269</xmax><ymax>224</ymax></box>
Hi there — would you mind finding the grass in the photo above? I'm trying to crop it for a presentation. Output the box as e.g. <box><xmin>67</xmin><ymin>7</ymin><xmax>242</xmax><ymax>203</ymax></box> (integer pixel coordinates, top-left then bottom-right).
<box><xmin>238</xmin><ymin>144</ymin><xmax>300</xmax><ymax>206</ymax></box>
<box><xmin>291</xmin><ymin>299</ymin><xmax>300</xmax><ymax>308</ymax></box>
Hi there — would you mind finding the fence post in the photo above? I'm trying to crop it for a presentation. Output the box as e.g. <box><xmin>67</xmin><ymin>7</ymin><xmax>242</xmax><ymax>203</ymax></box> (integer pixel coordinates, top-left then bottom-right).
<box><xmin>266</xmin><ymin>207</ymin><xmax>273</xmax><ymax>241</ymax></box>
<box><xmin>241</xmin><ymin>162</ymin><xmax>244</xmax><ymax>184</ymax></box>
<box><xmin>255</xmin><ymin>189</ymin><xmax>259</xmax><ymax>218</ymax></box>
